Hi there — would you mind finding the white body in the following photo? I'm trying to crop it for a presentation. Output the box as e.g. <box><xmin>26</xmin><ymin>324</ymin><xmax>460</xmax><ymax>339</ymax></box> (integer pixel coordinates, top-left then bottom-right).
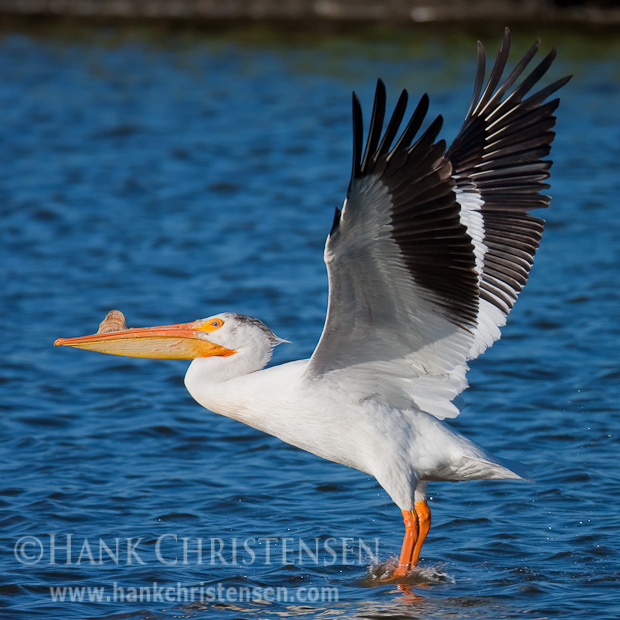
<box><xmin>186</xmin><ymin>352</ymin><xmax>522</xmax><ymax>510</ymax></box>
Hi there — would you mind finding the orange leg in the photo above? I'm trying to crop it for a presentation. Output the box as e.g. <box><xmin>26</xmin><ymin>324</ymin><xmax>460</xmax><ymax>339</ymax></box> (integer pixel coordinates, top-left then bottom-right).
<box><xmin>393</xmin><ymin>509</ymin><xmax>418</xmax><ymax>578</ymax></box>
<box><xmin>411</xmin><ymin>500</ymin><xmax>431</xmax><ymax>566</ymax></box>
<box><xmin>393</xmin><ymin>500</ymin><xmax>431</xmax><ymax>578</ymax></box>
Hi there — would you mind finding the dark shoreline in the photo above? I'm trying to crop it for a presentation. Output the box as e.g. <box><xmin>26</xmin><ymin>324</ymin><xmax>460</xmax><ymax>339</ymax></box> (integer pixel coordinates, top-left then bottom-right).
<box><xmin>1</xmin><ymin>0</ymin><xmax>620</xmax><ymax>28</ymax></box>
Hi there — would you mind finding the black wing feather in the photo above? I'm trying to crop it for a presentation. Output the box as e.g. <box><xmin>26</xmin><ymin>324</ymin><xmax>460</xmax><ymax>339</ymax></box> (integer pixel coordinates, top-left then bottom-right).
<box><xmin>447</xmin><ymin>29</ymin><xmax>571</xmax><ymax>316</ymax></box>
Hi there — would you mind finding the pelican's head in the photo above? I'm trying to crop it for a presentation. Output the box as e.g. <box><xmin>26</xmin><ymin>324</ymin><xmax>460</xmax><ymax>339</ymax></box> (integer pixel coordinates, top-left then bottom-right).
<box><xmin>54</xmin><ymin>310</ymin><xmax>285</xmax><ymax>370</ymax></box>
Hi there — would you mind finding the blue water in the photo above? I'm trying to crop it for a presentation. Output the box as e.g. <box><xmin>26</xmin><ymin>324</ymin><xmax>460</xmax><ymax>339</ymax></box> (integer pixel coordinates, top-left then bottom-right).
<box><xmin>1</xmin><ymin>25</ymin><xmax>619</xmax><ymax>619</ymax></box>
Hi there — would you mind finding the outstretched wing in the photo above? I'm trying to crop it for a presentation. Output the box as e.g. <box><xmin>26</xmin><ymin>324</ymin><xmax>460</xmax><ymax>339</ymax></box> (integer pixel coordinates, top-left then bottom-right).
<box><xmin>303</xmin><ymin>29</ymin><xmax>569</xmax><ymax>419</ymax></box>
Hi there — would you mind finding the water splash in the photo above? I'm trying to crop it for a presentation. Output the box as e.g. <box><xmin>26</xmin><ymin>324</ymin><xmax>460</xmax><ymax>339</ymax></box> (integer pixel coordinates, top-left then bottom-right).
<box><xmin>360</xmin><ymin>558</ymin><xmax>456</xmax><ymax>587</ymax></box>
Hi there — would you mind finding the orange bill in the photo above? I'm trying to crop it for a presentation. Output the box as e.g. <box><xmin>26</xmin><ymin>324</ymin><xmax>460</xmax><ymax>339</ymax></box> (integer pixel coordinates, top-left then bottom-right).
<box><xmin>54</xmin><ymin>321</ymin><xmax>236</xmax><ymax>360</ymax></box>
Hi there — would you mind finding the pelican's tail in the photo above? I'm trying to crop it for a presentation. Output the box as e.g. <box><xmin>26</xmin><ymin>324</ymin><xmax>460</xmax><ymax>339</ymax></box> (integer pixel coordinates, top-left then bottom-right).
<box><xmin>463</xmin><ymin>453</ymin><xmax>533</xmax><ymax>482</ymax></box>
<box><xmin>433</xmin><ymin>418</ymin><xmax>532</xmax><ymax>482</ymax></box>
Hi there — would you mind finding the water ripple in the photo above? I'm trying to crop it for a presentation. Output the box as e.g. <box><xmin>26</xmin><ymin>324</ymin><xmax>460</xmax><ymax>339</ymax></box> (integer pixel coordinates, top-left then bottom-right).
<box><xmin>1</xmin><ymin>24</ymin><xmax>619</xmax><ymax>620</ymax></box>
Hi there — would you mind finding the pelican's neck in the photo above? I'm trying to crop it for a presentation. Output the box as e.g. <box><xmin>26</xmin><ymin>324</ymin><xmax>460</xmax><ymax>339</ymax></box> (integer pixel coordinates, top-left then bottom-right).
<box><xmin>184</xmin><ymin>350</ymin><xmax>272</xmax><ymax>424</ymax></box>
<box><xmin>186</xmin><ymin>345</ymin><xmax>271</xmax><ymax>384</ymax></box>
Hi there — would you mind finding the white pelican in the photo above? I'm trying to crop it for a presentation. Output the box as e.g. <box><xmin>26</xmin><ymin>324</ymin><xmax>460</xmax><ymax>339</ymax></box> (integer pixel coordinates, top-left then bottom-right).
<box><xmin>55</xmin><ymin>29</ymin><xmax>570</xmax><ymax>578</ymax></box>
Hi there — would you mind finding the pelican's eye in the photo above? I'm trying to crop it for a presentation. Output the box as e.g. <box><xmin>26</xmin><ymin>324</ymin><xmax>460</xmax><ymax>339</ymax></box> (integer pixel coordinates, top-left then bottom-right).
<box><xmin>197</xmin><ymin>318</ymin><xmax>225</xmax><ymax>333</ymax></box>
